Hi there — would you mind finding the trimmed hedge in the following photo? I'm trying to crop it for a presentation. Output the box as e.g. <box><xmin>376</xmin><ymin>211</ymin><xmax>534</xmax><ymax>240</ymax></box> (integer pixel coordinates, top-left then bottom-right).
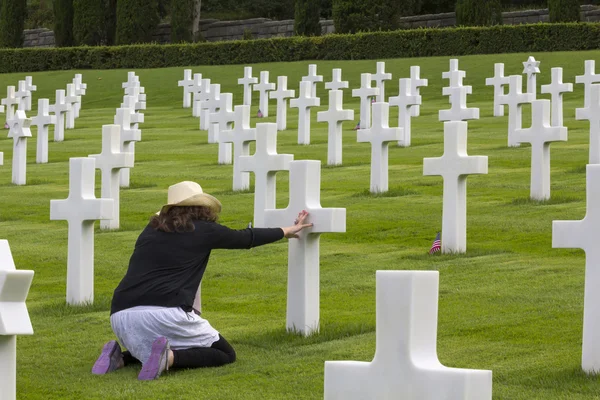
<box><xmin>1</xmin><ymin>22</ymin><xmax>600</xmax><ymax>72</ymax></box>
<box><xmin>0</xmin><ymin>0</ymin><xmax>27</xmax><ymax>48</ymax></box>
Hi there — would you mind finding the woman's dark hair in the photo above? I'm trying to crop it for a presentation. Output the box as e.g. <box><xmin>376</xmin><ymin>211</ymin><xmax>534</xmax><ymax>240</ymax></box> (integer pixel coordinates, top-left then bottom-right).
<box><xmin>150</xmin><ymin>205</ymin><xmax>218</xmax><ymax>233</ymax></box>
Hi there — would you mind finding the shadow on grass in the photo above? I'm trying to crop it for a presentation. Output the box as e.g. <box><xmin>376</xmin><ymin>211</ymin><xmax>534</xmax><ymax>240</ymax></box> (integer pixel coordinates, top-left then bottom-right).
<box><xmin>212</xmin><ymin>188</ymin><xmax>254</xmax><ymax>196</ymax></box>
<box><xmin>124</xmin><ymin>181</ymin><xmax>158</xmax><ymax>189</ymax></box>
<box><xmin>401</xmin><ymin>248</ymin><xmax>512</xmax><ymax>261</ymax></box>
<box><xmin>0</xmin><ymin>178</ymin><xmax>54</xmax><ymax>187</ymax></box>
<box><xmin>237</xmin><ymin>322</ymin><xmax>375</xmax><ymax>349</ymax></box>
<box><xmin>352</xmin><ymin>187</ymin><xmax>419</xmax><ymax>198</ymax></box>
<box><xmin>509</xmin><ymin>196</ymin><xmax>580</xmax><ymax>206</ymax></box>
<box><xmin>30</xmin><ymin>295</ymin><xmax>111</xmax><ymax>317</ymax></box>
<box><xmin>323</xmin><ymin>161</ymin><xmax>366</xmax><ymax>169</ymax></box>
<box><xmin>567</xmin><ymin>165</ymin><xmax>587</xmax><ymax>174</ymax></box>
<box><xmin>414</xmin><ymin>180</ymin><xmax>438</xmax><ymax>187</ymax></box>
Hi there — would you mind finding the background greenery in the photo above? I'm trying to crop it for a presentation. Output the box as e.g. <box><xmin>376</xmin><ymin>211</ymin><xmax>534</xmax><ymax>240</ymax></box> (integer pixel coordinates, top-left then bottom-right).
<box><xmin>5</xmin><ymin>22</ymin><xmax>600</xmax><ymax>73</ymax></box>
<box><xmin>1</xmin><ymin>50</ymin><xmax>600</xmax><ymax>398</ymax></box>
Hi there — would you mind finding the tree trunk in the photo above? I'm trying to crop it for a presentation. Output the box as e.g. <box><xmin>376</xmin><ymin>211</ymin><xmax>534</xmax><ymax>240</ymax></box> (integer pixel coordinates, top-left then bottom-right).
<box><xmin>193</xmin><ymin>0</ymin><xmax>202</xmax><ymax>41</ymax></box>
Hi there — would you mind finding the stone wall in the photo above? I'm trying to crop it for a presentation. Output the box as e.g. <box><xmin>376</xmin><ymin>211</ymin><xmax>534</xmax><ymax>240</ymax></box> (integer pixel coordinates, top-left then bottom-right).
<box><xmin>21</xmin><ymin>5</ymin><xmax>600</xmax><ymax>48</ymax></box>
<box><xmin>23</xmin><ymin>28</ymin><xmax>55</xmax><ymax>48</ymax></box>
<box><xmin>398</xmin><ymin>4</ymin><xmax>600</xmax><ymax>29</ymax></box>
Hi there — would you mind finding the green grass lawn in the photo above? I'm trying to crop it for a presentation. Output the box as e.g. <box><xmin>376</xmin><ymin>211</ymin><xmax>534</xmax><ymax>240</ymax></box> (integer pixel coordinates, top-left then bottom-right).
<box><xmin>2</xmin><ymin>50</ymin><xmax>600</xmax><ymax>399</ymax></box>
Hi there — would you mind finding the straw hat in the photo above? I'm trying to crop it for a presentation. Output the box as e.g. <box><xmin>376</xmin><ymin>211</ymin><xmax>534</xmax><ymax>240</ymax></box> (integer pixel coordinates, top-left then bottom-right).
<box><xmin>159</xmin><ymin>181</ymin><xmax>222</xmax><ymax>214</ymax></box>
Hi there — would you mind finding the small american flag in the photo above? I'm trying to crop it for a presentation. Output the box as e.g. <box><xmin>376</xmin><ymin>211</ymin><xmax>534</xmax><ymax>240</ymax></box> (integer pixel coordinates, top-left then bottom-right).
<box><xmin>352</xmin><ymin>122</ymin><xmax>360</xmax><ymax>131</ymax></box>
<box><xmin>257</xmin><ymin>109</ymin><xmax>263</xmax><ymax>118</ymax></box>
<box><xmin>429</xmin><ymin>232</ymin><xmax>441</xmax><ymax>255</ymax></box>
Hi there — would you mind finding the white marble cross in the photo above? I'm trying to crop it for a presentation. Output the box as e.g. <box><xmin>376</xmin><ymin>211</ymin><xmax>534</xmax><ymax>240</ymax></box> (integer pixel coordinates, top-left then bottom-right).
<box><xmin>65</xmin><ymin>83</ymin><xmax>80</xmax><ymax>130</ymax></box>
<box><xmin>1</xmin><ymin>86</ymin><xmax>17</xmax><ymax>124</ymax></box>
<box><xmin>553</xmin><ymin>164</ymin><xmax>600</xmax><ymax>373</ymax></box>
<box><xmin>317</xmin><ymin>90</ymin><xmax>354</xmax><ymax>165</ymax></box>
<box><xmin>238</xmin><ymin>66</ymin><xmax>258</xmax><ymax>106</ymax></box>
<box><xmin>190</xmin><ymin>74</ymin><xmax>203</xmax><ymax>118</ymax></box>
<box><xmin>114</xmin><ymin>108</ymin><xmax>141</xmax><ymax>188</ymax></box>
<box><xmin>253</xmin><ymin>71</ymin><xmax>275</xmax><ymax>117</ymax></box>
<box><xmin>7</xmin><ymin>110</ymin><xmax>32</xmax><ymax>186</ymax></box>
<box><xmin>121</xmin><ymin>95</ymin><xmax>144</xmax><ymax>129</ymax></box>
<box><xmin>302</xmin><ymin>64</ymin><xmax>323</xmax><ymax>98</ymax></box>
<box><xmin>264</xmin><ymin>160</ymin><xmax>346</xmax><ymax>335</ymax></box>
<box><xmin>290</xmin><ymin>81</ymin><xmax>320</xmax><ymax>145</ymax></box>
<box><xmin>324</xmin><ymin>270</ymin><xmax>493</xmax><ymax>400</ymax></box>
<box><xmin>178</xmin><ymin>69</ymin><xmax>194</xmax><ymax>108</ymax></box>
<box><xmin>577</xmin><ymin>60</ymin><xmax>600</xmax><ymax>110</ymax></box>
<box><xmin>409</xmin><ymin>66</ymin><xmax>428</xmax><ymax>117</ymax></box>
<box><xmin>49</xmin><ymin>89</ymin><xmax>70</xmax><ymax>142</ymax></box>
<box><xmin>219</xmin><ymin>105</ymin><xmax>257</xmax><ymax>191</ymax></box>
<box><xmin>0</xmin><ymin>240</ymin><xmax>34</xmax><ymax>400</ymax></box>
<box><xmin>270</xmin><ymin>76</ymin><xmax>295</xmax><ymax>131</ymax></box>
<box><xmin>50</xmin><ymin>157</ymin><xmax>114</xmax><ymax>305</ymax></box>
<box><xmin>540</xmin><ymin>68</ymin><xmax>573</xmax><ymax>127</ymax></box>
<box><xmin>423</xmin><ymin>121</ymin><xmax>488</xmax><ymax>253</ymax></box>
<box><xmin>514</xmin><ymin>100</ymin><xmax>567</xmax><ymax>200</ymax></box>
<box><xmin>325</xmin><ymin>69</ymin><xmax>348</xmax><ymax>91</ymax></box>
<box><xmin>352</xmin><ymin>73</ymin><xmax>379</xmax><ymax>130</ymax></box>
<box><xmin>31</xmin><ymin>98</ymin><xmax>56</xmax><ymax>164</ymax></box>
<box><xmin>24</xmin><ymin>76</ymin><xmax>36</xmax><ymax>111</ymax></box>
<box><xmin>205</xmin><ymin>83</ymin><xmax>221</xmax><ymax>138</ymax></box>
<box><xmin>576</xmin><ymin>84</ymin><xmax>600</xmax><ymax>164</ymax></box>
<box><xmin>122</xmin><ymin>71</ymin><xmax>138</xmax><ymax>91</ymax></box>
<box><xmin>89</xmin><ymin>125</ymin><xmax>134</xmax><ymax>230</ymax></box>
<box><xmin>197</xmin><ymin>78</ymin><xmax>212</xmax><ymax>131</ymax></box>
<box><xmin>209</xmin><ymin>93</ymin><xmax>234</xmax><ymax>164</ymax></box>
<box><xmin>443</xmin><ymin>59</ymin><xmax>466</xmax><ymax>88</ymax></box>
<box><xmin>15</xmin><ymin>81</ymin><xmax>30</xmax><ymax>112</ymax></box>
<box><xmin>485</xmin><ymin>63</ymin><xmax>510</xmax><ymax>117</ymax></box>
<box><xmin>124</xmin><ymin>76</ymin><xmax>145</xmax><ymax>106</ymax></box>
<box><xmin>358</xmin><ymin>102</ymin><xmax>402</xmax><ymax>193</ymax></box>
<box><xmin>389</xmin><ymin>78</ymin><xmax>421</xmax><ymax>147</ymax></box>
<box><xmin>239</xmin><ymin>123</ymin><xmax>293</xmax><ymax>228</ymax></box>
<box><xmin>439</xmin><ymin>71</ymin><xmax>479</xmax><ymax>122</ymax></box>
<box><xmin>72</xmin><ymin>74</ymin><xmax>86</xmax><ymax>119</ymax></box>
<box><xmin>498</xmin><ymin>75</ymin><xmax>534</xmax><ymax>147</ymax></box>
<box><xmin>523</xmin><ymin>56</ymin><xmax>541</xmax><ymax>99</ymax></box>
<box><xmin>372</xmin><ymin>61</ymin><xmax>392</xmax><ymax>102</ymax></box>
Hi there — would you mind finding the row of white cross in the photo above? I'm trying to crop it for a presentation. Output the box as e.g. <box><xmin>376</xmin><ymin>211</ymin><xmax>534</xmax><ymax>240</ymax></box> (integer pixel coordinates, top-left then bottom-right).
<box><xmin>8</xmin><ymin>58</ymin><xmax>600</xmax><ymax>398</ymax></box>
<box><xmin>50</xmin><ymin>72</ymin><xmax>146</xmax><ymax>305</ymax></box>
<box><xmin>1</xmin><ymin>74</ymin><xmax>87</xmax><ymax>186</ymax></box>
<box><xmin>179</xmin><ymin>63</ymin><xmax>429</xmax><ymax>163</ymax></box>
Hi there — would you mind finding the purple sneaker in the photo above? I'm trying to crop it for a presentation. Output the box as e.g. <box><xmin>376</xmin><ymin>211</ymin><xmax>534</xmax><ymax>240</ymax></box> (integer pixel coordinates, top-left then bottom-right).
<box><xmin>138</xmin><ymin>337</ymin><xmax>170</xmax><ymax>381</ymax></box>
<box><xmin>92</xmin><ymin>340</ymin><xmax>123</xmax><ymax>375</ymax></box>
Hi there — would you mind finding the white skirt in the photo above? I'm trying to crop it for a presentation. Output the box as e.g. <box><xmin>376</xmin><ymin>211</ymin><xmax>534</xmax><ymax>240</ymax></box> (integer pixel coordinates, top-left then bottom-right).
<box><xmin>110</xmin><ymin>306</ymin><xmax>220</xmax><ymax>365</ymax></box>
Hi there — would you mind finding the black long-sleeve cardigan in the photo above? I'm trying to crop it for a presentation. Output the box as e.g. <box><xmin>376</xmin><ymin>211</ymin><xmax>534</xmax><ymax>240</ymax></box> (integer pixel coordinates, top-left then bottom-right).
<box><xmin>110</xmin><ymin>221</ymin><xmax>284</xmax><ymax>315</ymax></box>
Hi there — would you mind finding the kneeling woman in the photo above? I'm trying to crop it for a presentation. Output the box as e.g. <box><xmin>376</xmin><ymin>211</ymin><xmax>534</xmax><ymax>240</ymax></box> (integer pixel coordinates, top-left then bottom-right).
<box><xmin>92</xmin><ymin>181</ymin><xmax>311</xmax><ymax>380</ymax></box>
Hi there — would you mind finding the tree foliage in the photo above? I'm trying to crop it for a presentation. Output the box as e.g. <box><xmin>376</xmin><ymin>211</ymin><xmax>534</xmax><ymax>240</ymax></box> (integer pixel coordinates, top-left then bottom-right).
<box><xmin>549</xmin><ymin>0</ymin><xmax>581</xmax><ymax>22</ymax></box>
<box><xmin>53</xmin><ymin>0</ymin><xmax>74</xmax><ymax>47</ymax></box>
<box><xmin>295</xmin><ymin>0</ymin><xmax>322</xmax><ymax>36</ymax></box>
<box><xmin>0</xmin><ymin>0</ymin><xmax>27</xmax><ymax>48</ymax></box>
<box><xmin>456</xmin><ymin>0</ymin><xmax>503</xmax><ymax>26</ymax></box>
<box><xmin>332</xmin><ymin>0</ymin><xmax>421</xmax><ymax>34</ymax></box>
<box><xmin>72</xmin><ymin>0</ymin><xmax>106</xmax><ymax>45</ymax></box>
<box><xmin>171</xmin><ymin>0</ymin><xmax>194</xmax><ymax>43</ymax></box>
<box><xmin>116</xmin><ymin>0</ymin><xmax>160</xmax><ymax>45</ymax></box>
